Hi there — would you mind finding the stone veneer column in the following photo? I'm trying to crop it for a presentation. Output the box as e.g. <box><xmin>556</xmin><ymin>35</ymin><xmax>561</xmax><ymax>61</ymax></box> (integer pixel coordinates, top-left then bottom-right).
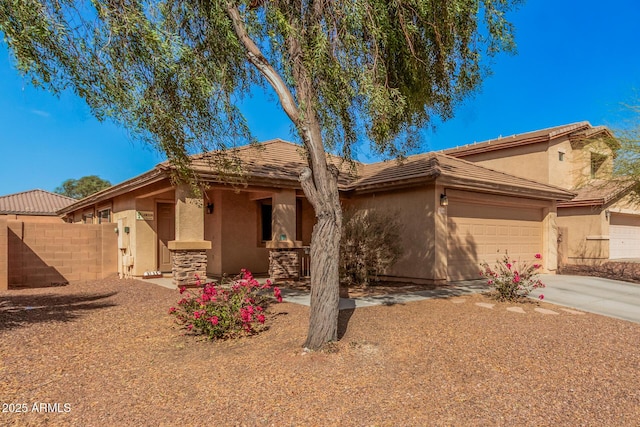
<box><xmin>269</xmin><ymin>250</ymin><xmax>300</xmax><ymax>281</ymax></box>
<box><xmin>168</xmin><ymin>184</ymin><xmax>212</xmax><ymax>287</ymax></box>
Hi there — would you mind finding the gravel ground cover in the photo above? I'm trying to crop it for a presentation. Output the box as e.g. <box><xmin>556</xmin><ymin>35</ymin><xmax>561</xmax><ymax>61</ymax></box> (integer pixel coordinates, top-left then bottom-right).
<box><xmin>1</xmin><ymin>276</ymin><xmax>639</xmax><ymax>426</ymax></box>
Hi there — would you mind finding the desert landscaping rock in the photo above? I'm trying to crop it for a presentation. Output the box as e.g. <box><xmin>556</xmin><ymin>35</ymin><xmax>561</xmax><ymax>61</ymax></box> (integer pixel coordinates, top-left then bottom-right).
<box><xmin>535</xmin><ymin>307</ymin><xmax>560</xmax><ymax>315</ymax></box>
<box><xmin>561</xmin><ymin>308</ymin><xmax>586</xmax><ymax>315</ymax></box>
<box><xmin>475</xmin><ymin>302</ymin><xmax>495</xmax><ymax>309</ymax></box>
<box><xmin>450</xmin><ymin>298</ymin><xmax>467</xmax><ymax>304</ymax></box>
<box><xmin>507</xmin><ymin>306</ymin><xmax>526</xmax><ymax>314</ymax></box>
<box><xmin>1</xmin><ymin>277</ymin><xmax>639</xmax><ymax>425</ymax></box>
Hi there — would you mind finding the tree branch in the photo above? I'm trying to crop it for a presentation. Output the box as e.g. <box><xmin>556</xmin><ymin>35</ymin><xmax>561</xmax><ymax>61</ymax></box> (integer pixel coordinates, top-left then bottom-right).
<box><xmin>225</xmin><ymin>3</ymin><xmax>300</xmax><ymax>124</ymax></box>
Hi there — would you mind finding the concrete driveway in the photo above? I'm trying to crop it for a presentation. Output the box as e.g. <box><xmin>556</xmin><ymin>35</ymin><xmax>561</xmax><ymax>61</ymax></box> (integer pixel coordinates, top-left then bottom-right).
<box><xmin>531</xmin><ymin>274</ymin><xmax>640</xmax><ymax>324</ymax></box>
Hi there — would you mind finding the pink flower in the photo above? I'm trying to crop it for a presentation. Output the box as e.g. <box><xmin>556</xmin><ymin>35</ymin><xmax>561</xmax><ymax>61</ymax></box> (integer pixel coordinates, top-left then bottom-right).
<box><xmin>179</xmin><ymin>286</ymin><xmax>186</xmax><ymax>294</ymax></box>
<box><xmin>187</xmin><ymin>324</ymin><xmax>194</xmax><ymax>331</ymax></box>
<box><xmin>209</xmin><ymin>316</ymin><xmax>219</xmax><ymax>326</ymax></box>
<box><xmin>168</xmin><ymin>307</ymin><xmax>176</xmax><ymax>314</ymax></box>
<box><xmin>538</xmin><ymin>294</ymin><xmax>544</xmax><ymax>300</ymax></box>
<box><xmin>533</xmin><ymin>264</ymin><xmax>541</xmax><ymax>269</ymax></box>
<box><xmin>194</xmin><ymin>310</ymin><xmax>202</xmax><ymax>319</ymax></box>
<box><xmin>257</xmin><ymin>314</ymin><xmax>266</xmax><ymax>324</ymax></box>
<box><xmin>513</xmin><ymin>273</ymin><xmax>520</xmax><ymax>283</ymax></box>
<box><xmin>535</xmin><ymin>253</ymin><xmax>542</xmax><ymax>259</ymax></box>
<box><xmin>506</xmin><ymin>263</ymin><xmax>512</xmax><ymax>270</ymax></box>
<box><xmin>273</xmin><ymin>287</ymin><xmax>283</xmax><ymax>303</ymax></box>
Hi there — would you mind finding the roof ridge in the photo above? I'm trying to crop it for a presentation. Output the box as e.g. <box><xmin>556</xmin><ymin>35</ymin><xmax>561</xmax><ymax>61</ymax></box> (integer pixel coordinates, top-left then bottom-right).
<box><xmin>441</xmin><ymin>121</ymin><xmax>593</xmax><ymax>154</ymax></box>
<box><xmin>0</xmin><ymin>188</ymin><xmax>76</xmax><ymax>201</ymax></box>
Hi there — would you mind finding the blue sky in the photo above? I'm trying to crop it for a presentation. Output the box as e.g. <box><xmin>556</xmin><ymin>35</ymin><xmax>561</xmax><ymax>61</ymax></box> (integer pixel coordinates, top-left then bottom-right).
<box><xmin>1</xmin><ymin>0</ymin><xmax>639</xmax><ymax>196</ymax></box>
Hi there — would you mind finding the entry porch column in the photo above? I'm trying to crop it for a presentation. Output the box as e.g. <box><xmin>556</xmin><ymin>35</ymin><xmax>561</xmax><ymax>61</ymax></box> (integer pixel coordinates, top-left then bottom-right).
<box><xmin>168</xmin><ymin>184</ymin><xmax>212</xmax><ymax>286</ymax></box>
<box><xmin>267</xmin><ymin>189</ymin><xmax>302</xmax><ymax>281</ymax></box>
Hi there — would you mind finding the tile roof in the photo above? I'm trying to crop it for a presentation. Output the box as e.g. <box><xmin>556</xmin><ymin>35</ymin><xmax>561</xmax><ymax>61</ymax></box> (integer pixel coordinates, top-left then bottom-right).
<box><xmin>0</xmin><ymin>189</ymin><xmax>76</xmax><ymax>216</ymax></box>
<box><xmin>557</xmin><ymin>179</ymin><xmax>635</xmax><ymax>207</ymax></box>
<box><xmin>353</xmin><ymin>152</ymin><xmax>575</xmax><ymax>199</ymax></box>
<box><xmin>58</xmin><ymin>137</ymin><xmax>578</xmax><ymax>215</ymax></box>
<box><xmin>186</xmin><ymin>140</ymin><xmax>574</xmax><ymax>200</ymax></box>
<box><xmin>186</xmin><ymin>139</ymin><xmax>357</xmax><ymax>187</ymax></box>
<box><xmin>441</xmin><ymin>122</ymin><xmax>613</xmax><ymax>157</ymax></box>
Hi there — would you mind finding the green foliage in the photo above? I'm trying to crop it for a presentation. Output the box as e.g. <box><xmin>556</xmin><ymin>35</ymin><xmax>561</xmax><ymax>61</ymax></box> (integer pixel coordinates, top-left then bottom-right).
<box><xmin>0</xmin><ymin>0</ymin><xmax>521</xmax><ymax>168</ymax></box>
<box><xmin>169</xmin><ymin>270</ymin><xmax>282</xmax><ymax>340</ymax></box>
<box><xmin>340</xmin><ymin>208</ymin><xmax>404</xmax><ymax>287</ymax></box>
<box><xmin>54</xmin><ymin>175</ymin><xmax>111</xmax><ymax>199</ymax></box>
<box><xmin>479</xmin><ymin>252</ymin><xmax>545</xmax><ymax>301</ymax></box>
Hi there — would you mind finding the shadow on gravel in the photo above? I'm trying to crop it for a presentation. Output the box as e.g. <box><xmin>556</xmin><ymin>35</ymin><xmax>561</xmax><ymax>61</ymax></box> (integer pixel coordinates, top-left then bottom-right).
<box><xmin>0</xmin><ymin>292</ymin><xmax>118</xmax><ymax>332</ymax></box>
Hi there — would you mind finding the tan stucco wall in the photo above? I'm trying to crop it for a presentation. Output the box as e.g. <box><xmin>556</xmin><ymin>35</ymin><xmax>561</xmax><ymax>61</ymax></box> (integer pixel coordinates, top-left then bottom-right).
<box><xmin>570</xmin><ymin>139</ymin><xmax>614</xmax><ymax>189</ymax></box>
<box><xmin>557</xmin><ymin>206</ymin><xmax>608</xmax><ymax>264</ymax></box>
<box><xmin>215</xmin><ymin>190</ymin><xmax>271</xmax><ymax>276</ymax></box>
<box><xmin>344</xmin><ymin>185</ymin><xmax>438</xmax><ymax>282</ymax></box>
<box><xmin>456</xmin><ymin>144</ymin><xmax>550</xmax><ymax>185</ymax></box>
<box><xmin>548</xmin><ymin>138</ymin><xmax>576</xmax><ymax>189</ymax></box>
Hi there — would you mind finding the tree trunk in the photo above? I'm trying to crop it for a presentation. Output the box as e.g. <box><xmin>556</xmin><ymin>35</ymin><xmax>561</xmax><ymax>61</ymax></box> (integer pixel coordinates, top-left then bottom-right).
<box><xmin>225</xmin><ymin>4</ymin><xmax>343</xmax><ymax>350</ymax></box>
<box><xmin>303</xmin><ymin>185</ymin><xmax>342</xmax><ymax>349</ymax></box>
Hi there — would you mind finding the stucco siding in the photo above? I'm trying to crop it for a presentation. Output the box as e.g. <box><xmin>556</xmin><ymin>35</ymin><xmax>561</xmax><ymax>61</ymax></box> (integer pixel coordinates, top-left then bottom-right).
<box><xmin>557</xmin><ymin>207</ymin><xmax>608</xmax><ymax>264</ymax></box>
<box><xmin>345</xmin><ymin>186</ymin><xmax>436</xmax><ymax>281</ymax></box>
<box><xmin>455</xmin><ymin>144</ymin><xmax>549</xmax><ymax>185</ymax></box>
<box><xmin>219</xmin><ymin>190</ymin><xmax>270</xmax><ymax>276</ymax></box>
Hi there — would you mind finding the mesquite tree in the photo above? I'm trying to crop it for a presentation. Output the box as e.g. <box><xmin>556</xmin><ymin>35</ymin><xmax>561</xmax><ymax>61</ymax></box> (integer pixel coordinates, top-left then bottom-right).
<box><xmin>0</xmin><ymin>0</ymin><xmax>520</xmax><ymax>349</ymax></box>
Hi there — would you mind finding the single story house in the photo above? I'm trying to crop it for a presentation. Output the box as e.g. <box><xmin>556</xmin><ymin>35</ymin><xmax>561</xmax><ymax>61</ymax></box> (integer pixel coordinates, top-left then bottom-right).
<box><xmin>59</xmin><ymin>138</ymin><xmax>576</xmax><ymax>286</ymax></box>
<box><xmin>0</xmin><ymin>189</ymin><xmax>75</xmax><ymax>223</ymax></box>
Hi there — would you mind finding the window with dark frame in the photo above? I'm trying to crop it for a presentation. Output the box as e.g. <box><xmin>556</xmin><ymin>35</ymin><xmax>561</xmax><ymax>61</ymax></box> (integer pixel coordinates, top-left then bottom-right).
<box><xmin>259</xmin><ymin>201</ymin><xmax>272</xmax><ymax>242</ymax></box>
<box><xmin>98</xmin><ymin>208</ymin><xmax>111</xmax><ymax>224</ymax></box>
<box><xmin>590</xmin><ymin>153</ymin><xmax>606</xmax><ymax>178</ymax></box>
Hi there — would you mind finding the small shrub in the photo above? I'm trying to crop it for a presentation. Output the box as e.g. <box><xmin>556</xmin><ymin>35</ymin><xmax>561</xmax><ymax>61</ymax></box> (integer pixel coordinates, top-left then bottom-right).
<box><xmin>169</xmin><ymin>269</ymin><xmax>282</xmax><ymax>340</ymax></box>
<box><xmin>480</xmin><ymin>252</ymin><xmax>545</xmax><ymax>301</ymax></box>
<box><xmin>340</xmin><ymin>208</ymin><xmax>404</xmax><ymax>287</ymax></box>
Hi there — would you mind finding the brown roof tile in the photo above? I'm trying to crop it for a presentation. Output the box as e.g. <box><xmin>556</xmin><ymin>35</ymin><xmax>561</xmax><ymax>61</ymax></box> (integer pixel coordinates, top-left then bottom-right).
<box><xmin>188</xmin><ymin>139</ymin><xmax>357</xmax><ymax>187</ymax></box>
<box><xmin>441</xmin><ymin>122</ymin><xmax>609</xmax><ymax>157</ymax></box>
<box><xmin>0</xmin><ymin>189</ymin><xmax>76</xmax><ymax>216</ymax></box>
<box><xmin>557</xmin><ymin>179</ymin><xmax>635</xmax><ymax>207</ymax></box>
<box><xmin>352</xmin><ymin>152</ymin><xmax>575</xmax><ymax>199</ymax></box>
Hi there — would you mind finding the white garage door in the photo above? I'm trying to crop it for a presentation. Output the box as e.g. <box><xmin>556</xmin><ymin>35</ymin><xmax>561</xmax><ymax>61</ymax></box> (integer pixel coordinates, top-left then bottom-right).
<box><xmin>610</xmin><ymin>213</ymin><xmax>640</xmax><ymax>259</ymax></box>
<box><xmin>448</xmin><ymin>203</ymin><xmax>543</xmax><ymax>281</ymax></box>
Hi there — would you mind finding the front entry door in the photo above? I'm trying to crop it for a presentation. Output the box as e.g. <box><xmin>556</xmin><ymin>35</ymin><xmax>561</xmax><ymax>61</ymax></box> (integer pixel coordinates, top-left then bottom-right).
<box><xmin>157</xmin><ymin>203</ymin><xmax>175</xmax><ymax>272</ymax></box>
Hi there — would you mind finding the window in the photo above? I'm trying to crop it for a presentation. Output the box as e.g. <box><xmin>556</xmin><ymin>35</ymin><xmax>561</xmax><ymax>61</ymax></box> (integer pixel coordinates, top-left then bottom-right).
<box><xmin>558</xmin><ymin>151</ymin><xmax>565</xmax><ymax>161</ymax></box>
<box><xmin>98</xmin><ymin>208</ymin><xmax>111</xmax><ymax>224</ymax></box>
<box><xmin>259</xmin><ymin>201</ymin><xmax>272</xmax><ymax>242</ymax></box>
<box><xmin>590</xmin><ymin>153</ymin><xmax>607</xmax><ymax>178</ymax></box>
<box><xmin>296</xmin><ymin>199</ymin><xmax>303</xmax><ymax>241</ymax></box>
<box><xmin>82</xmin><ymin>212</ymin><xmax>94</xmax><ymax>224</ymax></box>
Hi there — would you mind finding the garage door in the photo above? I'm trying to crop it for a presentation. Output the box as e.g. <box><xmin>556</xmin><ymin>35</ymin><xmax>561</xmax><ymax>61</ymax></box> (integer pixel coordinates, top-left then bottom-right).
<box><xmin>610</xmin><ymin>213</ymin><xmax>640</xmax><ymax>259</ymax></box>
<box><xmin>448</xmin><ymin>203</ymin><xmax>543</xmax><ymax>280</ymax></box>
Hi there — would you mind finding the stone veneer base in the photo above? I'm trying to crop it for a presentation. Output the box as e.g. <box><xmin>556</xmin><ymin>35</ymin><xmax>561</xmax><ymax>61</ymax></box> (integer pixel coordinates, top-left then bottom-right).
<box><xmin>171</xmin><ymin>249</ymin><xmax>207</xmax><ymax>287</ymax></box>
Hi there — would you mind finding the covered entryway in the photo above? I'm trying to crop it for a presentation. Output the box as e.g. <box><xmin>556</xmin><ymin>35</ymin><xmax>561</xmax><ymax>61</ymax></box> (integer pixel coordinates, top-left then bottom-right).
<box><xmin>447</xmin><ymin>202</ymin><xmax>543</xmax><ymax>280</ymax></box>
<box><xmin>609</xmin><ymin>213</ymin><xmax>640</xmax><ymax>259</ymax></box>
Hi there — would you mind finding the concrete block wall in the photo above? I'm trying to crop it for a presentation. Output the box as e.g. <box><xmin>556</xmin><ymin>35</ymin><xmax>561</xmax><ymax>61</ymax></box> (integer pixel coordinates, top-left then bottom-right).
<box><xmin>0</xmin><ymin>217</ymin><xmax>7</xmax><ymax>291</ymax></box>
<box><xmin>5</xmin><ymin>220</ymin><xmax>117</xmax><ymax>289</ymax></box>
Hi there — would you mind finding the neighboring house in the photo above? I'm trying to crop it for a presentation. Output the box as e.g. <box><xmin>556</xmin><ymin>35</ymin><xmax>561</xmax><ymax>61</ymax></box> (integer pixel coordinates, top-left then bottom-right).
<box><xmin>0</xmin><ymin>189</ymin><xmax>76</xmax><ymax>222</ymax></box>
<box><xmin>443</xmin><ymin>121</ymin><xmax>639</xmax><ymax>264</ymax></box>
<box><xmin>58</xmin><ymin>139</ymin><xmax>575</xmax><ymax>286</ymax></box>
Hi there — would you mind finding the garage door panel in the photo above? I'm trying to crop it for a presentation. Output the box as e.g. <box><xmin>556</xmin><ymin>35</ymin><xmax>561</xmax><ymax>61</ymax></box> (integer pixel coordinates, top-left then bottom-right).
<box><xmin>448</xmin><ymin>205</ymin><xmax>542</xmax><ymax>281</ymax></box>
<box><xmin>610</xmin><ymin>213</ymin><xmax>640</xmax><ymax>259</ymax></box>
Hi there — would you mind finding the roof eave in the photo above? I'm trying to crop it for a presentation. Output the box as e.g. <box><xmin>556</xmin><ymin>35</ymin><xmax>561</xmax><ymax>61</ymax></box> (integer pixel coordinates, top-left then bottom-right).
<box><xmin>58</xmin><ymin>168</ymin><xmax>168</xmax><ymax>215</ymax></box>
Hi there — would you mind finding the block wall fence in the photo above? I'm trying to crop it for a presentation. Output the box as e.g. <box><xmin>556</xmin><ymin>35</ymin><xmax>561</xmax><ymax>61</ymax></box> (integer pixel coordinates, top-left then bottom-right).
<box><xmin>0</xmin><ymin>219</ymin><xmax>117</xmax><ymax>290</ymax></box>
